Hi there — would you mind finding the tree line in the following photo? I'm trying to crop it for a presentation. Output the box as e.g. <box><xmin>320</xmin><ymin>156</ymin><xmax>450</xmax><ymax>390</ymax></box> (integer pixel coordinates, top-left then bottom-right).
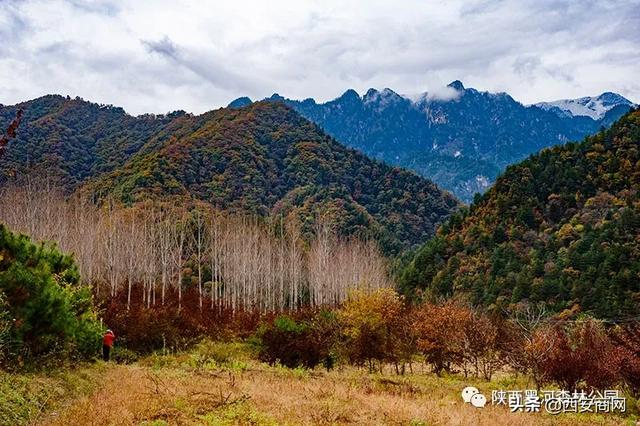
<box><xmin>0</xmin><ymin>183</ymin><xmax>390</xmax><ymax>313</ymax></box>
<box><xmin>256</xmin><ymin>289</ymin><xmax>640</xmax><ymax>396</ymax></box>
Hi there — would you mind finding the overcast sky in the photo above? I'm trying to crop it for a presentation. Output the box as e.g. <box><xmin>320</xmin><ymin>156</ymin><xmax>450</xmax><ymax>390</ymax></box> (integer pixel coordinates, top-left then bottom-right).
<box><xmin>0</xmin><ymin>0</ymin><xmax>638</xmax><ymax>115</ymax></box>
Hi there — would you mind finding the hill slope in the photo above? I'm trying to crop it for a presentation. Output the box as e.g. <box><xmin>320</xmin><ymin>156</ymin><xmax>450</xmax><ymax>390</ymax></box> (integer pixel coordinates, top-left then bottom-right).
<box><xmin>400</xmin><ymin>108</ymin><xmax>640</xmax><ymax>318</ymax></box>
<box><xmin>1</xmin><ymin>96</ymin><xmax>460</xmax><ymax>252</ymax></box>
<box><xmin>231</xmin><ymin>83</ymin><xmax>635</xmax><ymax>202</ymax></box>
<box><xmin>70</xmin><ymin>101</ymin><xmax>458</xmax><ymax>253</ymax></box>
<box><xmin>0</xmin><ymin>95</ymin><xmax>183</xmax><ymax>187</ymax></box>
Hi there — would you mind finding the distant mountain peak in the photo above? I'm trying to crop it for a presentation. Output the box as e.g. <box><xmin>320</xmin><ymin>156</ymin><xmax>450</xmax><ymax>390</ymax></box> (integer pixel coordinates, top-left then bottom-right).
<box><xmin>535</xmin><ymin>92</ymin><xmax>635</xmax><ymax>120</ymax></box>
<box><xmin>363</xmin><ymin>88</ymin><xmax>379</xmax><ymax>100</ymax></box>
<box><xmin>447</xmin><ymin>80</ymin><xmax>465</xmax><ymax>91</ymax></box>
<box><xmin>268</xmin><ymin>93</ymin><xmax>285</xmax><ymax>101</ymax></box>
<box><xmin>227</xmin><ymin>96</ymin><xmax>252</xmax><ymax>109</ymax></box>
<box><xmin>363</xmin><ymin>87</ymin><xmax>405</xmax><ymax>107</ymax></box>
<box><xmin>300</xmin><ymin>97</ymin><xmax>317</xmax><ymax>106</ymax></box>
<box><xmin>336</xmin><ymin>89</ymin><xmax>361</xmax><ymax>103</ymax></box>
<box><xmin>221</xmin><ymin>84</ymin><xmax>634</xmax><ymax>203</ymax></box>
<box><xmin>597</xmin><ymin>92</ymin><xmax>631</xmax><ymax>107</ymax></box>
<box><xmin>255</xmin><ymin>83</ymin><xmax>633</xmax><ymax>202</ymax></box>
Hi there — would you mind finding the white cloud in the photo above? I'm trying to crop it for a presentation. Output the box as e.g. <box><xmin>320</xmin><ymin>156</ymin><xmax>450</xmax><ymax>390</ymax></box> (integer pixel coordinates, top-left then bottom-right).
<box><xmin>428</xmin><ymin>86</ymin><xmax>464</xmax><ymax>102</ymax></box>
<box><xmin>0</xmin><ymin>0</ymin><xmax>638</xmax><ymax>114</ymax></box>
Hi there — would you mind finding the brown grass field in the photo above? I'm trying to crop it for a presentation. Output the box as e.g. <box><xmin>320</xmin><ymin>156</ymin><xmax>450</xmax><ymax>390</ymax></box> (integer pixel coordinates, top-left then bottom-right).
<box><xmin>1</xmin><ymin>342</ymin><xmax>634</xmax><ymax>426</ymax></box>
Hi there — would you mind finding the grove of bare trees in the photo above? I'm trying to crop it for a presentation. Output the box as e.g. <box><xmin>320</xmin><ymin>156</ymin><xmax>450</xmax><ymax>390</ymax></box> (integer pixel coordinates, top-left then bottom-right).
<box><xmin>0</xmin><ymin>183</ymin><xmax>391</xmax><ymax>312</ymax></box>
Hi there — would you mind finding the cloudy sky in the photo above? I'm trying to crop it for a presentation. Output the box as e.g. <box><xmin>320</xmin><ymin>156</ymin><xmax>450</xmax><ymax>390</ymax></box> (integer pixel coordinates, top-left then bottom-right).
<box><xmin>0</xmin><ymin>0</ymin><xmax>638</xmax><ymax>115</ymax></box>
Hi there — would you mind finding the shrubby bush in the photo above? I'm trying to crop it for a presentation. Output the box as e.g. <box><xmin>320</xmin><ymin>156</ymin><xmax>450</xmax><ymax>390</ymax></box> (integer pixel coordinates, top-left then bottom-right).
<box><xmin>255</xmin><ymin>310</ymin><xmax>339</xmax><ymax>369</ymax></box>
<box><xmin>412</xmin><ymin>301</ymin><xmax>469</xmax><ymax>376</ymax></box>
<box><xmin>190</xmin><ymin>340</ymin><xmax>252</xmax><ymax>369</ymax></box>
<box><xmin>611</xmin><ymin>324</ymin><xmax>640</xmax><ymax>397</ymax></box>
<box><xmin>484</xmin><ymin>306</ymin><xmax>640</xmax><ymax>394</ymax></box>
<box><xmin>110</xmin><ymin>346</ymin><xmax>139</xmax><ymax>364</ymax></box>
<box><xmin>462</xmin><ymin>311</ymin><xmax>504</xmax><ymax>380</ymax></box>
<box><xmin>522</xmin><ymin>319</ymin><xmax>622</xmax><ymax>390</ymax></box>
<box><xmin>0</xmin><ymin>224</ymin><xmax>102</xmax><ymax>367</ymax></box>
<box><xmin>338</xmin><ymin>288</ymin><xmax>411</xmax><ymax>372</ymax></box>
<box><xmin>103</xmin><ymin>299</ymin><xmax>196</xmax><ymax>354</ymax></box>
<box><xmin>248</xmin><ymin>288</ymin><xmax>640</xmax><ymax>396</ymax></box>
<box><xmin>102</xmin><ymin>287</ymin><xmax>263</xmax><ymax>354</ymax></box>
<box><xmin>410</xmin><ymin>300</ymin><xmax>504</xmax><ymax>379</ymax></box>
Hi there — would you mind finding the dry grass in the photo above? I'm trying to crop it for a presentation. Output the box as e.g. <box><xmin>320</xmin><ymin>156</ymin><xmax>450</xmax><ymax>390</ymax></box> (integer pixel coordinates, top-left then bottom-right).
<box><xmin>37</xmin><ymin>346</ymin><xmax>633</xmax><ymax>426</ymax></box>
<box><xmin>0</xmin><ymin>363</ymin><xmax>105</xmax><ymax>425</ymax></box>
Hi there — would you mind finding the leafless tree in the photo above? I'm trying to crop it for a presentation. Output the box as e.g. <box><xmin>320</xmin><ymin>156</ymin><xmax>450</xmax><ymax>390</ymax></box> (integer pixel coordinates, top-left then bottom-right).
<box><xmin>0</xmin><ymin>184</ymin><xmax>393</xmax><ymax>313</ymax></box>
<box><xmin>191</xmin><ymin>207</ymin><xmax>208</xmax><ymax>310</ymax></box>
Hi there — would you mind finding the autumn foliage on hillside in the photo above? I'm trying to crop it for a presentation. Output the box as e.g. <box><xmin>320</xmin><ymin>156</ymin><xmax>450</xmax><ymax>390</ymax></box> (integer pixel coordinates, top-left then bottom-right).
<box><xmin>0</xmin><ymin>97</ymin><xmax>459</xmax><ymax>254</ymax></box>
<box><xmin>401</xmin><ymin>108</ymin><xmax>640</xmax><ymax>318</ymax></box>
<box><xmin>83</xmin><ymin>101</ymin><xmax>459</xmax><ymax>253</ymax></box>
<box><xmin>0</xmin><ymin>95</ymin><xmax>180</xmax><ymax>186</ymax></box>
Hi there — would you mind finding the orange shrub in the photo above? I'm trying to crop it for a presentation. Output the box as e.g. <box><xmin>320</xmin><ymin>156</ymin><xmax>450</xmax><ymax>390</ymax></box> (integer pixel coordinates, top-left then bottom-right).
<box><xmin>412</xmin><ymin>302</ymin><xmax>470</xmax><ymax>376</ymax></box>
<box><xmin>338</xmin><ymin>288</ymin><xmax>410</xmax><ymax>372</ymax></box>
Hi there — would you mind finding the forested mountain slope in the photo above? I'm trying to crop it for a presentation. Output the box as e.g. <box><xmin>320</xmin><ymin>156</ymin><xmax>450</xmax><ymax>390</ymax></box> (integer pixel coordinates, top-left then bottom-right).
<box><xmin>0</xmin><ymin>95</ymin><xmax>183</xmax><ymax>187</ymax></box>
<box><xmin>0</xmin><ymin>96</ymin><xmax>459</xmax><ymax>253</ymax></box>
<box><xmin>231</xmin><ymin>83</ymin><xmax>635</xmax><ymax>202</ymax></box>
<box><xmin>82</xmin><ymin>101</ymin><xmax>460</xmax><ymax>252</ymax></box>
<box><xmin>400</xmin><ymin>108</ymin><xmax>640</xmax><ymax>318</ymax></box>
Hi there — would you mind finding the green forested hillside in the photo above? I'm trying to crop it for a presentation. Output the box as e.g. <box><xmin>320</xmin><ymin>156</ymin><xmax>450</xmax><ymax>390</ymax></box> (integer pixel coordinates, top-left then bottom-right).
<box><xmin>83</xmin><ymin>101</ymin><xmax>459</xmax><ymax>252</ymax></box>
<box><xmin>401</xmin><ymin>108</ymin><xmax>640</xmax><ymax>318</ymax></box>
<box><xmin>0</xmin><ymin>95</ymin><xmax>182</xmax><ymax>187</ymax></box>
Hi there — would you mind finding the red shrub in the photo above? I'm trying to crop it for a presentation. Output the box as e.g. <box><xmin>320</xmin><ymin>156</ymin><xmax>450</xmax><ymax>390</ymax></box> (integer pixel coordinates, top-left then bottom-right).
<box><xmin>412</xmin><ymin>302</ymin><xmax>470</xmax><ymax>376</ymax></box>
<box><xmin>99</xmin><ymin>286</ymin><xmax>264</xmax><ymax>353</ymax></box>
<box><xmin>610</xmin><ymin>324</ymin><xmax>640</xmax><ymax>396</ymax></box>
<box><xmin>535</xmin><ymin>319</ymin><xmax>621</xmax><ymax>390</ymax></box>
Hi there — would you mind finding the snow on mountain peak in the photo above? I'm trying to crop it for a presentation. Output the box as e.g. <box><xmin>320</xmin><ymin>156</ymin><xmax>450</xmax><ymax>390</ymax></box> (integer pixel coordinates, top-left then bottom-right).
<box><xmin>535</xmin><ymin>92</ymin><xmax>634</xmax><ymax>120</ymax></box>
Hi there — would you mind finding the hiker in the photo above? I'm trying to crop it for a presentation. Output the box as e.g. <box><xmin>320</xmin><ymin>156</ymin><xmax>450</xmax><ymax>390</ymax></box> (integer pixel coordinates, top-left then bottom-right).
<box><xmin>102</xmin><ymin>329</ymin><xmax>116</xmax><ymax>361</ymax></box>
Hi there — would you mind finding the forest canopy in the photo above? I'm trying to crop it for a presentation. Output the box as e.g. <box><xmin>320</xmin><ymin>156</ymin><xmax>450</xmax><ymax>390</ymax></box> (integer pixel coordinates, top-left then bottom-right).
<box><xmin>0</xmin><ymin>97</ymin><xmax>459</xmax><ymax>254</ymax></box>
<box><xmin>400</xmin><ymin>108</ymin><xmax>640</xmax><ymax>319</ymax></box>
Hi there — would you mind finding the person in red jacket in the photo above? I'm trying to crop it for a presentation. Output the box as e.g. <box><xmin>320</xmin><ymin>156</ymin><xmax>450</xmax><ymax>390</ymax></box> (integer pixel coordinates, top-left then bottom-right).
<box><xmin>102</xmin><ymin>329</ymin><xmax>116</xmax><ymax>361</ymax></box>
